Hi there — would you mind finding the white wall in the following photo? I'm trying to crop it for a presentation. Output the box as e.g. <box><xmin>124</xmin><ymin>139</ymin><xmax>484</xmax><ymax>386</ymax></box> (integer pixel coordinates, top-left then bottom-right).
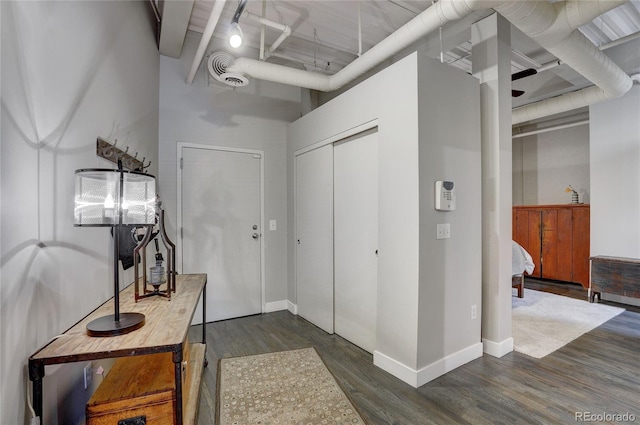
<box><xmin>287</xmin><ymin>52</ymin><xmax>482</xmax><ymax>387</ymax></box>
<box><xmin>590</xmin><ymin>85</ymin><xmax>640</xmax><ymax>258</ymax></box>
<box><xmin>513</xmin><ymin>124</ymin><xmax>590</xmax><ymax>205</ymax></box>
<box><xmin>0</xmin><ymin>2</ymin><xmax>159</xmax><ymax>423</ymax></box>
<box><xmin>416</xmin><ymin>56</ymin><xmax>482</xmax><ymax>372</ymax></box>
<box><xmin>158</xmin><ymin>32</ymin><xmax>301</xmax><ymax>306</ymax></box>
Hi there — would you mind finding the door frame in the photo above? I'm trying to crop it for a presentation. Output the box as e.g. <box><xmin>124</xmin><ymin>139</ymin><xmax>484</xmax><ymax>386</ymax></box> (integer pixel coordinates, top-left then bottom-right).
<box><xmin>177</xmin><ymin>142</ymin><xmax>266</xmax><ymax>313</ymax></box>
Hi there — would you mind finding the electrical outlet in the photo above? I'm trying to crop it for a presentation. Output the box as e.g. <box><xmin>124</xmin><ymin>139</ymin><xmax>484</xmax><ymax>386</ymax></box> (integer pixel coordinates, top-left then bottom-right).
<box><xmin>269</xmin><ymin>220</ymin><xmax>277</xmax><ymax>231</ymax></box>
<box><xmin>84</xmin><ymin>362</ymin><xmax>93</xmax><ymax>389</ymax></box>
<box><xmin>471</xmin><ymin>305</ymin><xmax>477</xmax><ymax>320</ymax></box>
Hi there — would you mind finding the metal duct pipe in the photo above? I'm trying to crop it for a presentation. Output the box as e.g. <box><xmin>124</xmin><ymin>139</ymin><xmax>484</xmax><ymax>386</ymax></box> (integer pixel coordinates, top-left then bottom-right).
<box><xmin>220</xmin><ymin>0</ymin><xmax>634</xmax><ymax>124</ymax></box>
<box><xmin>563</xmin><ymin>0</ymin><xmax>628</xmax><ymax>31</ymax></box>
<box><xmin>186</xmin><ymin>0</ymin><xmax>227</xmax><ymax>84</ymax></box>
<box><xmin>496</xmin><ymin>0</ymin><xmax>633</xmax><ymax>124</ymax></box>
<box><xmin>229</xmin><ymin>1</ymin><xmax>478</xmax><ymax>91</ymax></box>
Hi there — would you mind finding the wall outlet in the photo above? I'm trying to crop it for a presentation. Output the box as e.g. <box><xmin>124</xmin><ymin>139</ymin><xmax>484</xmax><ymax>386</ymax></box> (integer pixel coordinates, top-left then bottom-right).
<box><xmin>471</xmin><ymin>305</ymin><xmax>477</xmax><ymax>320</ymax></box>
<box><xmin>269</xmin><ymin>219</ymin><xmax>277</xmax><ymax>231</ymax></box>
<box><xmin>84</xmin><ymin>362</ymin><xmax>93</xmax><ymax>389</ymax></box>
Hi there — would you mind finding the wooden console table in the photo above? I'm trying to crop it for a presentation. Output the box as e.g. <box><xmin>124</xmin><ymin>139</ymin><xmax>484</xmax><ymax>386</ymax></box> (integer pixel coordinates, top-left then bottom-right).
<box><xmin>28</xmin><ymin>273</ymin><xmax>207</xmax><ymax>425</ymax></box>
<box><xmin>590</xmin><ymin>256</ymin><xmax>640</xmax><ymax>303</ymax></box>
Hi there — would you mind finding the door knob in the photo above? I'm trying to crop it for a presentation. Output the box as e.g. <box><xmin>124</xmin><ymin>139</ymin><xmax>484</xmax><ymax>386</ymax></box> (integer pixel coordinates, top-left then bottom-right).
<box><xmin>253</xmin><ymin>225</ymin><xmax>258</xmax><ymax>230</ymax></box>
<box><xmin>252</xmin><ymin>233</ymin><xmax>259</xmax><ymax>239</ymax></box>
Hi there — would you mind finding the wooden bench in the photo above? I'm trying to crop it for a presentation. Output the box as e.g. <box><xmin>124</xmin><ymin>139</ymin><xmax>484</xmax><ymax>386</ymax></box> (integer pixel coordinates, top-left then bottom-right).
<box><xmin>589</xmin><ymin>256</ymin><xmax>640</xmax><ymax>303</ymax></box>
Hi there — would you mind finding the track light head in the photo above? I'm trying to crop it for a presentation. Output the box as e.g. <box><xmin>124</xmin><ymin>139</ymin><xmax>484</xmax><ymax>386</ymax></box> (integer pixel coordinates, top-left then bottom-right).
<box><xmin>229</xmin><ymin>21</ymin><xmax>243</xmax><ymax>48</ymax></box>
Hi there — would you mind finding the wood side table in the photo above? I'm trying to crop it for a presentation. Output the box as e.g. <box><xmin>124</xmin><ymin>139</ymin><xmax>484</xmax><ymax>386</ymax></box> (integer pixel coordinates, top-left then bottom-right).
<box><xmin>28</xmin><ymin>273</ymin><xmax>207</xmax><ymax>425</ymax></box>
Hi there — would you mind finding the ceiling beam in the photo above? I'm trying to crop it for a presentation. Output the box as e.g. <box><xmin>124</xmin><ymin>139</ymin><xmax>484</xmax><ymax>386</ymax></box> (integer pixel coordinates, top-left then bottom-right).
<box><xmin>159</xmin><ymin>0</ymin><xmax>195</xmax><ymax>58</ymax></box>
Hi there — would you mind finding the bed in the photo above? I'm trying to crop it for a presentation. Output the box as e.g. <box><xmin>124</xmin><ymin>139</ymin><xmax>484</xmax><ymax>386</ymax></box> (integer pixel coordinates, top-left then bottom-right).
<box><xmin>512</xmin><ymin>240</ymin><xmax>535</xmax><ymax>298</ymax></box>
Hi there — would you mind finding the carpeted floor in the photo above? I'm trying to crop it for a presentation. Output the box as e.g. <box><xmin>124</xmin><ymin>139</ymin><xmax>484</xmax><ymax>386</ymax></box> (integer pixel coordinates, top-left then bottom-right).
<box><xmin>216</xmin><ymin>347</ymin><xmax>367</xmax><ymax>425</ymax></box>
<box><xmin>512</xmin><ymin>288</ymin><xmax>625</xmax><ymax>358</ymax></box>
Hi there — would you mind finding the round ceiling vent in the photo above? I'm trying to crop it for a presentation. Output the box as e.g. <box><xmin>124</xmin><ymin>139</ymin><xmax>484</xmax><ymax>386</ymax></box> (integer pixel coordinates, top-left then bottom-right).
<box><xmin>207</xmin><ymin>52</ymin><xmax>249</xmax><ymax>87</ymax></box>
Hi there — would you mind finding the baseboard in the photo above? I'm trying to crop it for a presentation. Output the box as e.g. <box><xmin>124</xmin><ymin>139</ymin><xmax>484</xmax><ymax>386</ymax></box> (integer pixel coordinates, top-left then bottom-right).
<box><xmin>264</xmin><ymin>300</ymin><xmax>288</xmax><ymax>313</ymax></box>
<box><xmin>482</xmin><ymin>337</ymin><xmax>513</xmax><ymax>358</ymax></box>
<box><xmin>287</xmin><ymin>301</ymin><xmax>298</xmax><ymax>315</ymax></box>
<box><xmin>415</xmin><ymin>342</ymin><xmax>483</xmax><ymax>387</ymax></box>
<box><xmin>374</xmin><ymin>343</ymin><xmax>483</xmax><ymax>388</ymax></box>
<box><xmin>601</xmin><ymin>292</ymin><xmax>640</xmax><ymax>307</ymax></box>
<box><xmin>373</xmin><ymin>351</ymin><xmax>419</xmax><ymax>387</ymax></box>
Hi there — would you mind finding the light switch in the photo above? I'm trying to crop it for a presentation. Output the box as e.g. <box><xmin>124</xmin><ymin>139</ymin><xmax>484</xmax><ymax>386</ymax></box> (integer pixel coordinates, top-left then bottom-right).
<box><xmin>269</xmin><ymin>220</ymin><xmax>277</xmax><ymax>231</ymax></box>
<box><xmin>436</xmin><ymin>223</ymin><xmax>451</xmax><ymax>240</ymax></box>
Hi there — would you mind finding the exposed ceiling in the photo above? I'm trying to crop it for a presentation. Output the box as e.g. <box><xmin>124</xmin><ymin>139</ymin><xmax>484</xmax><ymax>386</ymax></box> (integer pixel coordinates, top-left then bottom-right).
<box><xmin>166</xmin><ymin>0</ymin><xmax>640</xmax><ymax>123</ymax></box>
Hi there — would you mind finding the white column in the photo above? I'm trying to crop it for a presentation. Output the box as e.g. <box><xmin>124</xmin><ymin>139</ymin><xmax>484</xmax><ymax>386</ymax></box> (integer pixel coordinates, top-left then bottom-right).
<box><xmin>472</xmin><ymin>13</ymin><xmax>514</xmax><ymax>357</ymax></box>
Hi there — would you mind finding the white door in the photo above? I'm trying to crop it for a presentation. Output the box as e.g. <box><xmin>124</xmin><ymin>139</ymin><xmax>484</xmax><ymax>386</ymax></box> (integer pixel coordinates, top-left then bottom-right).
<box><xmin>180</xmin><ymin>145</ymin><xmax>262</xmax><ymax>323</ymax></box>
<box><xmin>334</xmin><ymin>130</ymin><xmax>379</xmax><ymax>353</ymax></box>
<box><xmin>295</xmin><ymin>144</ymin><xmax>334</xmax><ymax>333</ymax></box>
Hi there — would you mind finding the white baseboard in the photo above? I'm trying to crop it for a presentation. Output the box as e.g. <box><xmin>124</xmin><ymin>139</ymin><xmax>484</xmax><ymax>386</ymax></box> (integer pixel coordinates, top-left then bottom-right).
<box><xmin>415</xmin><ymin>342</ymin><xmax>483</xmax><ymax>387</ymax></box>
<box><xmin>374</xmin><ymin>343</ymin><xmax>484</xmax><ymax>388</ymax></box>
<box><xmin>287</xmin><ymin>301</ymin><xmax>298</xmax><ymax>315</ymax></box>
<box><xmin>482</xmin><ymin>337</ymin><xmax>513</xmax><ymax>358</ymax></box>
<box><xmin>373</xmin><ymin>351</ymin><xmax>419</xmax><ymax>387</ymax></box>
<box><xmin>264</xmin><ymin>300</ymin><xmax>288</xmax><ymax>313</ymax></box>
<box><xmin>601</xmin><ymin>292</ymin><xmax>640</xmax><ymax>307</ymax></box>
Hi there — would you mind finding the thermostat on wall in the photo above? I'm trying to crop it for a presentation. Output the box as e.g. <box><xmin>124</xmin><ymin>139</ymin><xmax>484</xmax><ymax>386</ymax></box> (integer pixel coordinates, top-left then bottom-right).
<box><xmin>435</xmin><ymin>181</ymin><xmax>456</xmax><ymax>211</ymax></box>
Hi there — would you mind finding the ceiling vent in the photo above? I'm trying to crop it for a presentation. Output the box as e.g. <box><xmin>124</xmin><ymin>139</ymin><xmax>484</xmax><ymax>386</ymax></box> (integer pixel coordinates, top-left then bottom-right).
<box><xmin>207</xmin><ymin>51</ymin><xmax>249</xmax><ymax>87</ymax></box>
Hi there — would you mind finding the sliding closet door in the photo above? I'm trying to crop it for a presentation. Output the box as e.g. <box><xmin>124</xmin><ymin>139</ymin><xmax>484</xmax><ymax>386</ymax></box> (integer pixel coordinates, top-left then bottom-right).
<box><xmin>295</xmin><ymin>145</ymin><xmax>334</xmax><ymax>333</ymax></box>
<box><xmin>334</xmin><ymin>130</ymin><xmax>378</xmax><ymax>353</ymax></box>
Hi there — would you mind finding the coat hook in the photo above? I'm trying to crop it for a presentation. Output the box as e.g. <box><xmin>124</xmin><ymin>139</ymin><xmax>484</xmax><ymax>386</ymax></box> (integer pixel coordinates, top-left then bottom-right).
<box><xmin>143</xmin><ymin>160</ymin><xmax>152</xmax><ymax>169</ymax></box>
<box><xmin>124</xmin><ymin>146</ymin><xmax>129</xmax><ymax>154</ymax></box>
<box><xmin>134</xmin><ymin>152</ymin><xmax>138</xmax><ymax>159</ymax></box>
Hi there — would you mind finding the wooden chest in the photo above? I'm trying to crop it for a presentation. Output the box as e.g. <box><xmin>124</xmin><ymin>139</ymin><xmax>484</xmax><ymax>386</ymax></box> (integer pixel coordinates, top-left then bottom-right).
<box><xmin>86</xmin><ymin>343</ymin><xmax>191</xmax><ymax>425</ymax></box>
<box><xmin>590</xmin><ymin>255</ymin><xmax>640</xmax><ymax>302</ymax></box>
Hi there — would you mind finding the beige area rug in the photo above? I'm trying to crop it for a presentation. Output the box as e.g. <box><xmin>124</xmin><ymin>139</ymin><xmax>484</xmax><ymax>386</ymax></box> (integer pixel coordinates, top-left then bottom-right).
<box><xmin>216</xmin><ymin>347</ymin><xmax>367</xmax><ymax>425</ymax></box>
<box><xmin>512</xmin><ymin>288</ymin><xmax>625</xmax><ymax>358</ymax></box>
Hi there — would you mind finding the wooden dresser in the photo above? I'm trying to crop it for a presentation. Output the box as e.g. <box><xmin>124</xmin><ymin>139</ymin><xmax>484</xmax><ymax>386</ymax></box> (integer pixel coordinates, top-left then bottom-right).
<box><xmin>512</xmin><ymin>205</ymin><xmax>590</xmax><ymax>288</ymax></box>
<box><xmin>29</xmin><ymin>273</ymin><xmax>207</xmax><ymax>425</ymax></box>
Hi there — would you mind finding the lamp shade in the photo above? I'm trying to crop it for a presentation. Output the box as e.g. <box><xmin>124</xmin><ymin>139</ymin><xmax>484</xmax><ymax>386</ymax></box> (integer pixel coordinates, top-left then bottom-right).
<box><xmin>75</xmin><ymin>169</ymin><xmax>156</xmax><ymax>226</ymax></box>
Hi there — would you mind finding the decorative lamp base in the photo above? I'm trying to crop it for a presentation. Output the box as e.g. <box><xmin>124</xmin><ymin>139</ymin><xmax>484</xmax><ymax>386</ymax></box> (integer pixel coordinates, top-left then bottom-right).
<box><xmin>86</xmin><ymin>313</ymin><xmax>146</xmax><ymax>337</ymax></box>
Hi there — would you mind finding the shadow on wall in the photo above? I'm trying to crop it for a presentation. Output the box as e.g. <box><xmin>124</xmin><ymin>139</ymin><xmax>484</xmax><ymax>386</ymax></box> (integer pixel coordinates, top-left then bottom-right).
<box><xmin>199</xmin><ymin>79</ymin><xmax>302</xmax><ymax>127</ymax></box>
<box><xmin>1</xmin><ymin>2</ymin><xmax>157</xmax><ymax>423</ymax></box>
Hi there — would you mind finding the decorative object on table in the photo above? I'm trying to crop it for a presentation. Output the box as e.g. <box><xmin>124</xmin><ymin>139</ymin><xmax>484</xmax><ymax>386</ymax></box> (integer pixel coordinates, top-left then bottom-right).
<box><xmin>133</xmin><ymin>196</ymin><xmax>176</xmax><ymax>302</ymax></box>
<box><xmin>511</xmin><ymin>289</ymin><xmax>624</xmax><ymax>358</ymax></box>
<box><xmin>74</xmin><ymin>161</ymin><xmax>156</xmax><ymax>337</ymax></box>
<box><xmin>216</xmin><ymin>348</ymin><xmax>368</xmax><ymax>425</ymax></box>
<box><xmin>565</xmin><ymin>185</ymin><xmax>579</xmax><ymax>204</ymax></box>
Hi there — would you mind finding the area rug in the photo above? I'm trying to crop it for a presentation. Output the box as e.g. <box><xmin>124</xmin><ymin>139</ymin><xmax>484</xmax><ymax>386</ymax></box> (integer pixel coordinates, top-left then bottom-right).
<box><xmin>216</xmin><ymin>347</ymin><xmax>367</xmax><ymax>425</ymax></box>
<box><xmin>512</xmin><ymin>288</ymin><xmax>625</xmax><ymax>358</ymax></box>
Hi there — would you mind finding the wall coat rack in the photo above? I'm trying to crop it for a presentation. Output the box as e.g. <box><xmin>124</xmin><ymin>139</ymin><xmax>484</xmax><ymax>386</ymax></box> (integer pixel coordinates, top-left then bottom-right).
<box><xmin>97</xmin><ymin>137</ymin><xmax>152</xmax><ymax>172</ymax></box>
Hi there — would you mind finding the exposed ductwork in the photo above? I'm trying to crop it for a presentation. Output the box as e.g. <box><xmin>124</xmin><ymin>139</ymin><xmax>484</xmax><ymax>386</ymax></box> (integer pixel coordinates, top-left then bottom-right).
<box><xmin>196</xmin><ymin>0</ymin><xmax>634</xmax><ymax>124</ymax></box>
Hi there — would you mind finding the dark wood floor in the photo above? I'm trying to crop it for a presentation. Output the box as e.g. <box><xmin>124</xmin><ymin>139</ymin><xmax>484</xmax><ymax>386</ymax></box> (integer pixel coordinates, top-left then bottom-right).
<box><xmin>190</xmin><ymin>279</ymin><xmax>640</xmax><ymax>424</ymax></box>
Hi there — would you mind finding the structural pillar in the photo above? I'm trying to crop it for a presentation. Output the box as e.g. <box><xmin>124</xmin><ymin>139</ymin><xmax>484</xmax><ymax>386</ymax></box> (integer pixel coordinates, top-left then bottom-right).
<box><xmin>471</xmin><ymin>13</ymin><xmax>514</xmax><ymax>357</ymax></box>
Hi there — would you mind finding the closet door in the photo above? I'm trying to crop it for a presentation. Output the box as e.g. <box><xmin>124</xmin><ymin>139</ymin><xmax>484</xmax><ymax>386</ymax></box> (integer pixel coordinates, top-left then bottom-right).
<box><xmin>295</xmin><ymin>145</ymin><xmax>334</xmax><ymax>333</ymax></box>
<box><xmin>334</xmin><ymin>130</ymin><xmax>379</xmax><ymax>353</ymax></box>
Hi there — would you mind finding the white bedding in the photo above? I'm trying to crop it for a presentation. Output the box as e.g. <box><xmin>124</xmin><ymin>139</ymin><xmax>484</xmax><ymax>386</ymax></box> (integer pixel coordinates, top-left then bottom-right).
<box><xmin>512</xmin><ymin>240</ymin><xmax>535</xmax><ymax>275</ymax></box>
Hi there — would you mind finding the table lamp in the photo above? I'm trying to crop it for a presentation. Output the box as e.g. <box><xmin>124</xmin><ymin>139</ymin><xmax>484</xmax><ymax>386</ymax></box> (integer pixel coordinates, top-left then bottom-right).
<box><xmin>74</xmin><ymin>165</ymin><xmax>156</xmax><ymax>336</ymax></box>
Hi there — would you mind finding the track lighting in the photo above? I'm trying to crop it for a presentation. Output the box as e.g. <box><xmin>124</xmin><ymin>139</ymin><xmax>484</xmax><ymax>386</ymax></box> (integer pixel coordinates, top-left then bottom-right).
<box><xmin>228</xmin><ymin>0</ymin><xmax>247</xmax><ymax>49</ymax></box>
<box><xmin>229</xmin><ymin>21</ymin><xmax>243</xmax><ymax>48</ymax></box>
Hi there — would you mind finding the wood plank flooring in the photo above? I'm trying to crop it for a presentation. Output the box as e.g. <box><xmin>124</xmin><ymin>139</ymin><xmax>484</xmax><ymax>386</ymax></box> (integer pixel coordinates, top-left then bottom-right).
<box><xmin>190</xmin><ymin>279</ymin><xmax>640</xmax><ymax>424</ymax></box>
